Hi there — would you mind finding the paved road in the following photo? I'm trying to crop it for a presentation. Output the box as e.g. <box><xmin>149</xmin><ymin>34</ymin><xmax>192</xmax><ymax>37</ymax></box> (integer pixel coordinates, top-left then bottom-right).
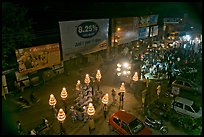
<box><xmin>2</xmin><ymin>45</ymin><xmax>189</xmax><ymax>135</ymax></box>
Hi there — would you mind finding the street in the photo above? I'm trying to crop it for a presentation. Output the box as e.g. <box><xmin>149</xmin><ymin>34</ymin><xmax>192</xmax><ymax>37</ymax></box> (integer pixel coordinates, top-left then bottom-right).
<box><xmin>2</xmin><ymin>46</ymin><xmax>189</xmax><ymax>135</ymax></box>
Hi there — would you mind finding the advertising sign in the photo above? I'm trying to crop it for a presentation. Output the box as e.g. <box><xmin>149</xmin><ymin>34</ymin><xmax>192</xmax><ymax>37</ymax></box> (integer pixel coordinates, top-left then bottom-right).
<box><xmin>149</xmin><ymin>15</ymin><xmax>158</xmax><ymax>25</ymax></box>
<box><xmin>59</xmin><ymin>19</ymin><xmax>109</xmax><ymax>61</ymax></box>
<box><xmin>114</xmin><ymin>17</ymin><xmax>139</xmax><ymax>45</ymax></box>
<box><xmin>15</xmin><ymin>43</ymin><xmax>61</xmax><ymax>74</ymax></box>
<box><xmin>139</xmin><ymin>16</ymin><xmax>150</xmax><ymax>27</ymax></box>
<box><xmin>139</xmin><ymin>27</ymin><xmax>149</xmax><ymax>39</ymax></box>
<box><xmin>150</xmin><ymin>25</ymin><xmax>159</xmax><ymax>37</ymax></box>
<box><xmin>163</xmin><ymin>18</ymin><xmax>179</xmax><ymax>24</ymax></box>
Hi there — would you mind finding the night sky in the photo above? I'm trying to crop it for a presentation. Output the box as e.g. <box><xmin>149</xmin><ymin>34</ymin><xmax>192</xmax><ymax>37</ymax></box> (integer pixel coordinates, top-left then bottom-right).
<box><xmin>3</xmin><ymin>1</ymin><xmax>202</xmax><ymax>31</ymax></box>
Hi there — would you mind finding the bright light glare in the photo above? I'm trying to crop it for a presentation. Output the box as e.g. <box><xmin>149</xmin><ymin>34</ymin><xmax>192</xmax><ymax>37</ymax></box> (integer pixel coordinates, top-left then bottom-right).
<box><xmin>123</xmin><ymin>71</ymin><xmax>127</xmax><ymax>75</ymax></box>
<box><xmin>123</xmin><ymin>63</ymin><xmax>129</xmax><ymax>68</ymax></box>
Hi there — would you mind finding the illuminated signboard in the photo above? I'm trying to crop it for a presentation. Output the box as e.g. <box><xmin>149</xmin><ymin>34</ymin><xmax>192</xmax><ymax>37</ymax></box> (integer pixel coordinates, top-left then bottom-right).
<box><xmin>59</xmin><ymin>19</ymin><xmax>109</xmax><ymax>61</ymax></box>
<box><xmin>15</xmin><ymin>43</ymin><xmax>61</xmax><ymax>74</ymax></box>
<box><xmin>139</xmin><ymin>27</ymin><xmax>149</xmax><ymax>39</ymax></box>
<box><xmin>149</xmin><ymin>15</ymin><xmax>158</xmax><ymax>25</ymax></box>
<box><xmin>150</xmin><ymin>25</ymin><xmax>158</xmax><ymax>37</ymax></box>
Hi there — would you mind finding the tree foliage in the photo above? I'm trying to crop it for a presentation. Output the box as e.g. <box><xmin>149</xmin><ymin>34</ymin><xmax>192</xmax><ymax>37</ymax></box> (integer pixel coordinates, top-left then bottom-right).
<box><xmin>2</xmin><ymin>2</ymin><xmax>34</xmax><ymax>70</ymax></box>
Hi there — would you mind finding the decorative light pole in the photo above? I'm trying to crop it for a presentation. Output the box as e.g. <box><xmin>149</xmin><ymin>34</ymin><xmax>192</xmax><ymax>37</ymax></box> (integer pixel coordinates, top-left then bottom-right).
<box><xmin>57</xmin><ymin>108</ymin><xmax>66</xmax><ymax>135</ymax></box>
<box><xmin>49</xmin><ymin>94</ymin><xmax>57</xmax><ymax>119</ymax></box>
<box><xmin>95</xmin><ymin>70</ymin><xmax>102</xmax><ymax>91</ymax></box>
<box><xmin>61</xmin><ymin>87</ymin><xmax>68</xmax><ymax>114</ymax></box>
<box><xmin>102</xmin><ymin>93</ymin><xmax>108</xmax><ymax>118</ymax></box>
<box><xmin>84</xmin><ymin>74</ymin><xmax>90</xmax><ymax>87</ymax></box>
<box><xmin>87</xmin><ymin>103</ymin><xmax>95</xmax><ymax>134</ymax></box>
<box><xmin>119</xmin><ymin>83</ymin><xmax>125</xmax><ymax>110</ymax></box>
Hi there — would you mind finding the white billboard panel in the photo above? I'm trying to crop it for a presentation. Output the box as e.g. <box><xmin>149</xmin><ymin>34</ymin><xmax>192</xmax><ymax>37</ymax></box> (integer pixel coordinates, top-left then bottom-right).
<box><xmin>59</xmin><ymin>19</ymin><xmax>109</xmax><ymax>61</ymax></box>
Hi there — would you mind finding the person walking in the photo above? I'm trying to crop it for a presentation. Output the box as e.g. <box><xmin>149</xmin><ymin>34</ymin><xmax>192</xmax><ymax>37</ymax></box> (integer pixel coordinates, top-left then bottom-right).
<box><xmin>156</xmin><ymin>83</ymin><xmax>161</xmax><ymax>99</ymax></box>
<box><xmin>103</xmin><ymin>104</ymin><xmax>108</xmax><ymax>118</ymax></box>
<box><xmin>19</xmin><ymin>81</ymin><xmax>25</xmax><ymax>92</ymax></box>
<box><xmin>17</xmin><ymin>121</ymin><xmax>23</xmax><ymax>135</ymax></box>
<box><xmin>111</xmin><ymin>88</ymin><xmax>116</xmax><ymax>104</ymax></box>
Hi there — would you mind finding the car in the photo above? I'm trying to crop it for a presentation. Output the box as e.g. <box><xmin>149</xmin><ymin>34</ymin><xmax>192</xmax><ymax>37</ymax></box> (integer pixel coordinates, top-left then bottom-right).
<box><xmin>115</xmin><ymin>60</ymin><xmax>132</xmax><ymax>84</ymax></box>
<box><xmin>171</xmin><ymin>97</ymin><xmax>202</xmax><ymax>119</ymax></box>
<box><xmin>108</xmin><ymin>110</ymin><xmax>152</xmax><ymax>135</ymax></box>
<box><xmin>171</xmin><ymin>77</ymin><xmax>202</xmax><ymax>95</ymax></box>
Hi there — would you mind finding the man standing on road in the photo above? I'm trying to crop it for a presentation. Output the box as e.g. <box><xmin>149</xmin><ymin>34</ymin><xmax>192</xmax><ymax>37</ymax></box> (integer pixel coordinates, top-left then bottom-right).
<box><xmin>111</xmin><ymin>88</ymin><xmax>116</xmax><ymax>104</ymax></box>
<box><xmin>156</xmin><ymin>83</ymin><xmax>161</xmax><ymax>99</ymax></box>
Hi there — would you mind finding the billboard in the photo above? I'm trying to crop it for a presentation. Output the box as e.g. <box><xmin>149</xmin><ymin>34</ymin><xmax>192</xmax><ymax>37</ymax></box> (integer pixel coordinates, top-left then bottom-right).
<box><xmin>139</xmin><ymin>27</ymin><xmax>149</xmax><ymax>39</ymax></box>
<box><xmin>15</xmin><ymin>43</ymin><xmax>61</xmax><ymax>74</ymax></box>
<box><xmin>149</xmin><ymin>15</ymin><xmax>159</xmax><ymax>26</ymax></box>
<box><xmin>139</xmin><ymin>16</ymin><xmax>150</xmax><ymax>27</ymax></box>
<box><xmin>114</xmin><ymin>17</ymin><xmax>139</xmax><ymax>45</ymax></box>
<box><xmin>150</xmin><ymin>25</ymin><xmax>159</xmax><ymax>37</ymax></box>
<box><xmin>59</xmin><ymin>19</ymin><xmax>109</xmax><ymax>61</ymax></box>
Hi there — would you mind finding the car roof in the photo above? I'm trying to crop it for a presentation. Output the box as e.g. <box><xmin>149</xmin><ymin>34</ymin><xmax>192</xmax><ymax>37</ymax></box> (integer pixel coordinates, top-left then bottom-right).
<box><xmin>175</xmin><ymin>97</ymin><xmax>193</xmax><ymax>106</ymax></box>
<box><xmin>113</xmin><ymin>110</ymin><xmax>136</xmax><ymax>123</ymax></box>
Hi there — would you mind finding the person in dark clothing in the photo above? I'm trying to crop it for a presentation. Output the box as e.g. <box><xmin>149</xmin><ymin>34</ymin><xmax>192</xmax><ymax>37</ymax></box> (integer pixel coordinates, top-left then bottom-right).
<box><xmin>17</xmin><ymin>121</ymin><xmax>23</xmax><ymax>135</ymax></box>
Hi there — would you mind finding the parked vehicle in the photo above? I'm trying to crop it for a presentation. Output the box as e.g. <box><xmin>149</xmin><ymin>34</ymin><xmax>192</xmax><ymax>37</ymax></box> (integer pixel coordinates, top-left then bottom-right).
<box><xmin>108</xmin><ymin>110</ymin><xmax>152</xmax><ymax>135</ymax></box>
<box><xmin>172</xmin><ymin>77</ymin><xmax>202</xmax><ymax>95</ymax></box>
<box><xmin>171</xmin><ymin>97</ymin><xmax>202</xmax><ymax>119</ymax></box>
<box><xmin>16</xmin><ymin>96</ymin><xmax>31</xmax><ymax>111</ymax></box>
<box><xmin>144</xmin><ymin>116</ymin><xmax>168</xmax><ymax>134</ymax></box>
<box><xmin>34</xmin><ymin>118</ymin><xmax>50</xmax><ymax>135</ymax></box>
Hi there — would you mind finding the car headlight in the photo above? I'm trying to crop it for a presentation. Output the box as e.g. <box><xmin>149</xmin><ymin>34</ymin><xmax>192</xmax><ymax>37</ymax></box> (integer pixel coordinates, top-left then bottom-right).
<box><xmin>127</xmin><ymin>71</ymin><xmax>131</xmax><ymax>74</ymax></box>
<box><xmin>123</xmin><ymin>71</ymin><xmax>127</xmax><ymax>75</ymax></box>
<box><xmin>117</xmin><ymin>63</ymin><xmax>121</xmax><ymax>68</ymax></box>
<box><xmin>117</xmin><ymin>72</ymin><xmax>121</xmax><ymax>76</ymax></box>
<box><xmin>117</xmin><ymin>67</ymin><xmax>121</xmax><ymax>72</ymax></box>
<box><xmin>123</xmin><ymin>63</ymin><xmax>129</xmax><ymax>68</ymax></box>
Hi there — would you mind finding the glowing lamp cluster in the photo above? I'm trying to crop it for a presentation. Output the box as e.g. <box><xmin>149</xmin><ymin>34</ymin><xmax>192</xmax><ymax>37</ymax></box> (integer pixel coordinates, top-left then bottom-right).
<box><xmin>84</xmin><ymin>74</ymin><xmax>90</xmax><ymax>85</ymax></box>
<box><xmin>132</xmin><ymin>72</ymin><xmax>138</xmax><ymax>82</ymax></box>
<box><xmin>49</xmin><ymin>94</ymin><xmax>57</xmax><ymax>107</ymax></box>
<box><xmin>119</xmin><ymin>83</ymin><xmax>125</xmax><ymax>93</ymax></box>
<box><xmin>102</xmin><ymin>93</ymin><xmax>109</xmax><ymax>105</ymax></box>
<box><xmin>57</xmin><ymin>108</ymin><xmax>66</xmax><ymax>122</ymax></box>
<box><xmin>61</xmin><ymin>87</ymin><xmax>68</xmax><ymax>100</ymax></box>
<box><xmin>96</xmin><ymin>70</ymin><xmax>102</xmax><ymax>82</ymax></box>
<box><xmin>87</xmin><ymin>103</ymin><xmax>95</xmax><ymax>116</ymax></box>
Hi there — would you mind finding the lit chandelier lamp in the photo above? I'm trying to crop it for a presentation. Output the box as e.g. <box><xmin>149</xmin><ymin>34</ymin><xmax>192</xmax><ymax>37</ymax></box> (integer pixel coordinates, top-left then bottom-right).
<box><xmin>61</xmin><ymin>87</ymin><xmax>68</xmax><ymax>114</ymax></box>
<box><xmin>132</xmin><ymin>72</ymin><xmax>138</xmax><ymax>82</ymax></box>
<box><xmin>49</xmin><ymin>94</ymin><xmax>57</xmax><ymax>108</ymax></box>
<box><xmin>57</xmin><ymin>108</ymin><xmax>66</xmax><ymax>122</ymax></box>
<box><xmin>102</xmin><ymin>93</ymin><xmax>109</xmax><ymax>105</ymax></box>
<box><xmin>119</xmin><ymin>82</ymin><xmax>126</xmax><ymax>93</ymax></box>
<box><xmin>87</xmin><ymin>103</ymin><xmax>95</xmax><ymax>133</ymax></box>
<box><xmin>87</xmin><ymin>103</ymin><xmax>95</xmax><ymax>116</ymax></box>
<box><xmin>57</xmin><ymin>108</ymin><xmax>66</xmax><ymax>135</ymax></box>
<box><xmin>84</xmin><ymin>74</ymin><xmax>91</xmax><ymax>86</ymax></box>
<box><xmin>61</xmin><ymin>87</ymin><xmax>68</xmax><ymax>100</ymax></box>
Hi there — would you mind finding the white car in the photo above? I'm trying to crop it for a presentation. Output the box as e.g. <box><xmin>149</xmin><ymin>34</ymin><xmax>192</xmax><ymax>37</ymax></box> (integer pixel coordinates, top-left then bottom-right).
<box><xmin>171</xmin><ymin>97</ymin><xmax>202</xmax><ymax>119</ymax></box>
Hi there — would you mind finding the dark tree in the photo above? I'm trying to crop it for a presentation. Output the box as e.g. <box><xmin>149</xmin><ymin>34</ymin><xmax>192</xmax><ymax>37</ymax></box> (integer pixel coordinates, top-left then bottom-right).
<box><xmin>2</xmin><ymin>2</ymin><xmax>34</xmax><ymax>70</ymax></box>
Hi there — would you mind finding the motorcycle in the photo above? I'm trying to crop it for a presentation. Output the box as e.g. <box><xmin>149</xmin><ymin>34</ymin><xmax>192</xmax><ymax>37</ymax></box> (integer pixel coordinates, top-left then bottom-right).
<box><xmin>144</xmin><ymin>116</ymin><xmax>168</xmax><ymax>135</ymax></box>
<box><xmin>34</xmin><ymin>118</ymin><xmax>50</xmax><ymax>135</ymax></box>
<box><xmin>16</xmin><ymin>96</ymin><xmax>31</xmax><ymax>111</ymax></box>
<box><xmin>30</xmin><ymin>92</ymin><xmax>40</xmax><ymax>104</ymax></box>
